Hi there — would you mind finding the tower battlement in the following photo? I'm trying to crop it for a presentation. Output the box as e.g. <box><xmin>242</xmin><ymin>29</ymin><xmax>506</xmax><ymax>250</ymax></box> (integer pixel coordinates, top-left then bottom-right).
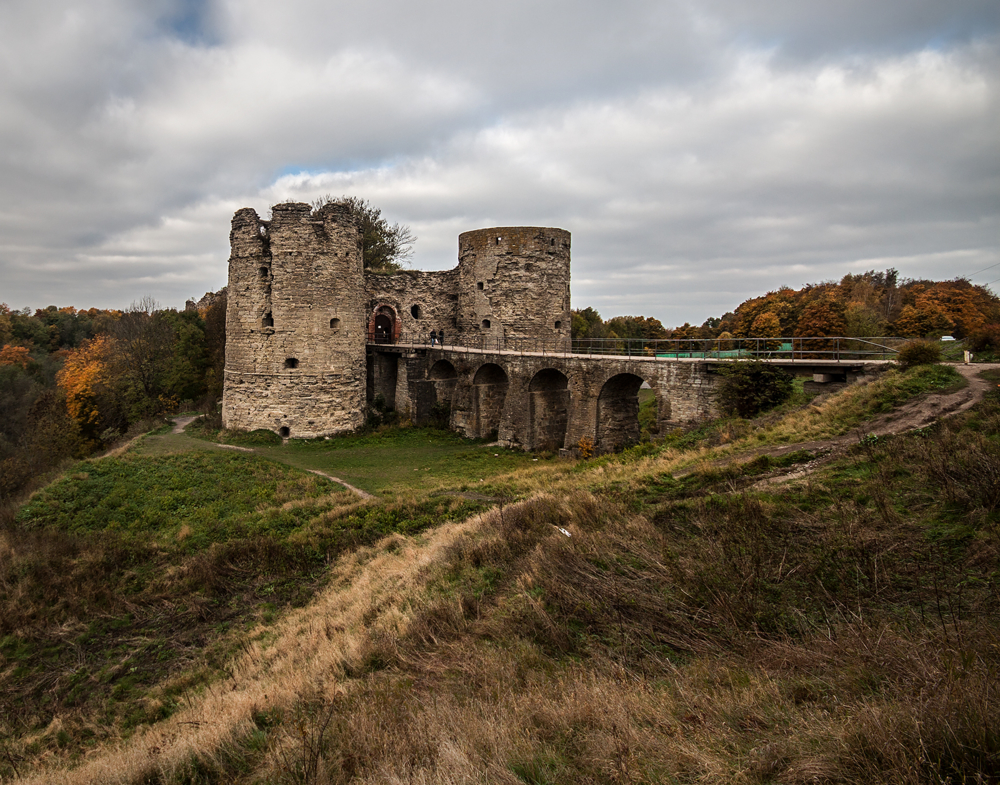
<box><xmin>222</xmin><ymin>203</ymin><xmax>571</xmax><ymax>438</ymax></box>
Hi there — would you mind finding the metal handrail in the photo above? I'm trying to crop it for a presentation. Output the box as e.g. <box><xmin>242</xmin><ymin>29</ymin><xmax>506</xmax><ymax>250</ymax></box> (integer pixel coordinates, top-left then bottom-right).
<box><xmin>367</xmin><ymin>333</ymin><xmax>906</xmax><ymax>362</ymax></box>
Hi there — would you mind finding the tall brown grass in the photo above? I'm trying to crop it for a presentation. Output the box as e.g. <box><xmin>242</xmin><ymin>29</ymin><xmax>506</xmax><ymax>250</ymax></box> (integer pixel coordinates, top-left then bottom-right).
<box><xmin>7</xmin><ymin>371</ymin><xmax>998</xmax><ymax>784</ymax></box>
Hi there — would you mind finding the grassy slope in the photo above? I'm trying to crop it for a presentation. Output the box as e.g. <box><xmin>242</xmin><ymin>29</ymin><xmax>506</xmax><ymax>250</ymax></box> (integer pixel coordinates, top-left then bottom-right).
<box><xmin>165</xmin><ymin>425</ymin><xmax>562</xmax><ymax>495</ymax></box>
<box><xmin>2</xmin><ymin>364</ymin><xmax>997</xmax><ymax>784</ymax></box>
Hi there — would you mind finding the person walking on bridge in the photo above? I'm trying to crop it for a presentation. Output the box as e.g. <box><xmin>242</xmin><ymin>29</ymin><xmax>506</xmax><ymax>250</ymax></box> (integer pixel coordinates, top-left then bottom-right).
<box><xmin>429</xmin><ymin>329</ymin><xmax>437</xmax><ymax>347</ymax></box>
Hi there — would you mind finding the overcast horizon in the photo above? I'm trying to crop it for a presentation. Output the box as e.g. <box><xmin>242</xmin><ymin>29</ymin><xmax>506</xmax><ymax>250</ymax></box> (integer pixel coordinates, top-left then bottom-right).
<box><xmin>1</xmin><ymin>1</ymin><xmax>997</xmax><ymax>326</ymax></box>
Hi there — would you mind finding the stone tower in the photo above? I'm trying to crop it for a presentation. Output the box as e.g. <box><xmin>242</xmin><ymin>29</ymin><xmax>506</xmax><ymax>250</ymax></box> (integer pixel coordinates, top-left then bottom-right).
<box><xmin>222</xmin><ymin>202</ymin><xmax>367</xmax><ymax>437</ymax></box>
<box><xmin>456</xmin><ymin>227</ymin><xmax>572</xmax><ymax>344</ymax></box>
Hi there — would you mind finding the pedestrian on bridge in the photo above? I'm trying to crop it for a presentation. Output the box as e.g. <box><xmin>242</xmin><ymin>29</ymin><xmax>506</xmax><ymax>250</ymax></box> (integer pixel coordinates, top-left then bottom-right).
<box><xmin>429</xmin><ymin>329</ymin><xmax>437</xmax><ymax>347</ymax></box>
<box><xmin>438</xmin><ymin>329</ymin><xmax>444</xmax><ymax>347</ymax></box>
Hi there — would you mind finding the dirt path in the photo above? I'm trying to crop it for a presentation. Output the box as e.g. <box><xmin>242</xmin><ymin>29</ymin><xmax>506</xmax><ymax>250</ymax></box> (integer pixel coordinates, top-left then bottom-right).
<box><xmin>728</xmin><ymin>363</ymin><xmax>999</xmax><ymax>486</ymax></box>
<box><xmin>305</xmin><ymin>469</ymin><xmax>374</xmax><ymax>499</ymax></box>
<box><xmin>164</xmin><ymin>415</ymin><xmax>374</xmax><ymax>499</ymax></box>
<box><xmin>170</xmin><ymin>415</ymin><xmax>198</xmax><ymax>434</ymax></box>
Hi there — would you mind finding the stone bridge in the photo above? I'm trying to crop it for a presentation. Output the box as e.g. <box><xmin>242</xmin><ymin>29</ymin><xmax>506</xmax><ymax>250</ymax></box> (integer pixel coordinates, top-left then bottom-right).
<box><xmin>368</xmin><ymin>343</ymin><xmax>890</xmax><ymax>454</ymax></box>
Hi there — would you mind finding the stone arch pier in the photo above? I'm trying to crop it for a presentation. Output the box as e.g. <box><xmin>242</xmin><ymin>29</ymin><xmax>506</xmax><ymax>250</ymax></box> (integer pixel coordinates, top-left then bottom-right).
<box><xmin>369</xmin><ymin>347</ymin><xmax>717</xmax><ymax>454</ymax></box>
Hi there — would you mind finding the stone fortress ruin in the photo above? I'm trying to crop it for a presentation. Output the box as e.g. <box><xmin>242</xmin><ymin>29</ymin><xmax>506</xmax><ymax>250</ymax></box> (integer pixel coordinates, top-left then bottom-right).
<box><xmin>222</xmin><ymin>201</ymin><xmax>580</xmax><ymax>444</ymax></box>
<box><xmin>222</xmin><ymin>201</ymin><xmax>877</xmax><ymax>453</ymax></box>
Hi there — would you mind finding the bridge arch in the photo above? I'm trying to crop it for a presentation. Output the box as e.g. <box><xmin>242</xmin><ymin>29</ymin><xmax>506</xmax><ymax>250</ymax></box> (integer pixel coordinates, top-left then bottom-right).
<box><xmin>596</xmin><ymin>372</ymin><xmax>653</xmax><ymax>453</ymax></box>
<box><xmin>428</xmin><ymin>359</ymin><xmax>458</xmax><ymax>419</ymax></box>
<box><xmin>472</xmin><ymin>363</ymin><xmax>509</xmax><ymax>439</ymax></box>
<box><xmin>528</xmin><ymin>368</ymin><xmax>569</xmax><ymax>451</ymax></box>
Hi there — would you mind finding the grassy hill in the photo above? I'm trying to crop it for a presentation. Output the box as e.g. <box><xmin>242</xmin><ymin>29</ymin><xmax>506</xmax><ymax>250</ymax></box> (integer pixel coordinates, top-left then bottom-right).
<box><xmin>1</xmin><ymin>364</ymin><xmax>998</xmax><ymax>784</ymax></box>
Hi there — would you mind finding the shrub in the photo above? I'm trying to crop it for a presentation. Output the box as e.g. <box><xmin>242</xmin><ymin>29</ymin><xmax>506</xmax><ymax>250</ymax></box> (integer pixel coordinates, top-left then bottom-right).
<box><xmin>967</xmin><ymin>324</ymin><xmax>1000</xmax><ymax>355</ymax></box>
<box><xmin>217</xmin><ymin>428</ymin><xmax>282</xmax><ymax>446</ymax></box>
<box><xmin>366</xmin><ymin>394</ymin><xmax>401</xmax><ymax>430</ymax></box>
<box><xmin>715</xmin><ymin>360</ymin><xmax>794</xmax><ymax>419</ymax></box>
<box><xmin>896</xmin><ymin>340</ymin><xmax>941</xmax><ymax>369</ymax></box>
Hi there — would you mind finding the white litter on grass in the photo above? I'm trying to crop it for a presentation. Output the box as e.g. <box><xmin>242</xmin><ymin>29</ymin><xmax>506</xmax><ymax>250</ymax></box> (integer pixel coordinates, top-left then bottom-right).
<box><xmin>533</xmin><ymin>458</ymin><xmax>538</xmax><ymax>461</ymax></box>
<box><xmin>554</xmin><ymin>526</ymin><xmax>571</xmax><ymax>537</ymax></box>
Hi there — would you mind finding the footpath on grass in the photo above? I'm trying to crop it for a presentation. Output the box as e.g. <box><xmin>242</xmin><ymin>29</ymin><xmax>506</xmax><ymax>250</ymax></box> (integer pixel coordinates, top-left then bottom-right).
<box><xmin>152</xmin><ymin>363</ymin><xmax>998</xmax><ymax>498</ymax></box>
<box><xmin>139</xmin><ymin>419</ymin><xmax>552</xmax><ymax>499</ymax></box>
<box><xmin>716</xmin><ymin>362</ymin><xmax>1000</xmax><ymax>485</ymax></box>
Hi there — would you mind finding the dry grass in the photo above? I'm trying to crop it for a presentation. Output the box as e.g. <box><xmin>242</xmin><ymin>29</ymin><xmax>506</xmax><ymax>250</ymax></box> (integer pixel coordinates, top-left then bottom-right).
<box><xmin>14</xmin><ymin>477</ymin><xmax>998</xmax><ymax>784</ymax></box>
<box><xmin>5</xmin><ymin>369</ymin><xmax>997</xmax><ymax>784</ymax></box>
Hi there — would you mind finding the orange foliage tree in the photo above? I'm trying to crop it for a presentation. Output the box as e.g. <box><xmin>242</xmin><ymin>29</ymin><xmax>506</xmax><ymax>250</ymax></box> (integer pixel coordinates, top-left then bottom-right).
<box><xmin>0</xmin><ymin>303</ymin><xmax>11</xmax><ymax>345</ymax></box>
<box><xmin>0</xmin><ymin>345</ymin><xmax>32</xmax><ymax>369</ymax></box>
<box><xmin>56</xmin><ymin>335</ymin><xmax>111</xmax><ymax>439</ymax></box>
<box><xmin>794</xmin><ymin>296</ymin><xmax>847</xmax><ymax>354</ymax></box>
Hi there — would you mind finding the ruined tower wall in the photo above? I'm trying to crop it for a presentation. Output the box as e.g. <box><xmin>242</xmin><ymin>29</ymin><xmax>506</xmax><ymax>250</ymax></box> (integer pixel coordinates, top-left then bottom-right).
<box><xmin>224</xmin><ymin>208</ymin><xmax>273</xmax><ymax>375</ymax></box>
<box><xmin>364</xmin><ymin>268</ymin><xmax>460</xmax><ymax>341</ymax></box>
<box><xmin>457</xmin><ymin>228</ymin><xmax>571</xmax><ymax>343</ymax></box>
<box><xmin>222</xmin><ymin>202</ymin><xmax>367</xmax><ymax>437</ymax></box>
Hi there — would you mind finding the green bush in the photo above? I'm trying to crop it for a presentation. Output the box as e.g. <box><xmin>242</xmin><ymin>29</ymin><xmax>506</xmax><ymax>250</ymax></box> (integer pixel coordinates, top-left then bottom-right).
<box><xmin>715</xmin><ymin>360</ymin><xmax>794</xmax><ymax>419</ymax></box>
<box><xmin>218</xmin><ymin>428</ymin><xmax>282</xmax><ymax>446</ymax></box>
<box><xmin>896</xmin><ymin>340</ymin><xmax>942</xmax><ymax>369</ymax></box>
<box><xmin>366</xmin><ymin>394</ymin><xmax>400</xmax><ymax>430</ymax></box>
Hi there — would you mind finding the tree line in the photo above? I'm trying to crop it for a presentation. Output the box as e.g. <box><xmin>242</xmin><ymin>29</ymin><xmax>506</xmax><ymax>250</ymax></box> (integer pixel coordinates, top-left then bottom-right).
<box><xmin>3</xmin><ymin>268</ymin><xmax>998</xmax><ymax>502</ymax></box>
<box><xmin>0</xmin><ymin>295</ymin><xmax>226</xmax><ymax>500</ymax></box>
<box><xmin>572</xmin><ymin>270</ymin><xmax>1000</xmax><ymax>350</ymax></box>
<box><xmin>0</xmin><ymin>197</ymin><xmax>416</xmax><ymax>502</ymax></box>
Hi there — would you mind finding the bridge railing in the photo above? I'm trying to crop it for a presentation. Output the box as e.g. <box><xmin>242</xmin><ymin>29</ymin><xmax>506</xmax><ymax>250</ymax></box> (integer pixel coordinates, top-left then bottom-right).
<box><xmin>369</xmin><ymin>333</ymin><xmax>906</xmax><ymax>361</ymax></box>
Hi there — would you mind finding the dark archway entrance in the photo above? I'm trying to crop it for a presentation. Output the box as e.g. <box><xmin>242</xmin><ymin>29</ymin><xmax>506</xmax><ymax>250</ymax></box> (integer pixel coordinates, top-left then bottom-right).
<box><xmin>373</xmin><ymin>314</ymin><xmax>393</xmax><ymax>343</ymax></box>
<box><xmin>368</xmin><ymin>304</ymin><xmax>400</xmax><ymax>344</ymax></box>
<box><xmin>528</xmin><ymin>368</ymin><xmax>569</xmax><ymax>451</ymax></box>
<box><xmin>596</xmin><ymin>373</ymin><xmax>648</xmax><ymax>452</ymax></box>
<box><xmin>472</xmin><ymin>363</ymin><xmax>509</xmax><ymax>439</ymax></box>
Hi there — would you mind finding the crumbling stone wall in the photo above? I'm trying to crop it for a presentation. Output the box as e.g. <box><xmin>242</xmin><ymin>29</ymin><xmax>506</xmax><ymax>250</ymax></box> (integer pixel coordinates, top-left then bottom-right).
<box><xmin>223</xmin><ymin>202</ymin><xmax>366</xmax><ymax>437</ymax></box>
<box><xmin>457</xmin><ymin>228</ymin><xmax>571</xmax><ymax>344</ymax></box>
<box><xmin>224</xmin><ymin>205</ymin><xmax>576</xmax><ymax>439</ymax></box>
<box><xmin>393</xmin><ymin>348</ymin><xmax>886</xmax><ymax>454</ymax></box>
<box><xmin>364</xmin><ymin>269</ymin><xmax>459</xmax><ymax>343</ymax></box>
<box><xmin>596</xmin><ymin>373</ymin><xmax>646</xmax><ymax>452</ymax></box>
<box><xmin>392</xmin><ymin>349</ymin><xmax>713</xmax><ymax>453</ymax></box>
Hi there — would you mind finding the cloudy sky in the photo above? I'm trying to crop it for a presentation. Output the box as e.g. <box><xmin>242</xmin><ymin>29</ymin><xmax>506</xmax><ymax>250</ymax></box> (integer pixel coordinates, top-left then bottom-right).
<box><xmin>1</xmin><ymin>0</ymin><xmax>997</xmax><ymax>326</ymax></box>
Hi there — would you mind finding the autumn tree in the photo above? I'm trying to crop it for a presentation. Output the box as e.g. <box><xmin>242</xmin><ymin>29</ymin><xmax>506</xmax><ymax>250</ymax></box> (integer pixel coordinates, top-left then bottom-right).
<box><xmin>56</xmin><ymin>335</ymin><xmax>112</xmax><ymax>443</ymax></box>
<box><xmin>893</xmin><ymin>303</ymin><xmax>953</xmax><ymax>338</ymax></box>
<box><xmin>0</xmin><ymin>345</ymin><xmax>32</xmax><ymax>370</ymax></box>
<box><xmin>0</xmin><ymin>366</ymin><xmax>81</xmax><ymax>499</ymax></box>
<box><xmin>0</xmin><ymin>304</ymin><xmax>11</xmax><ymax>346</ymax></box>
<box><xmin>795</xmin><ymin>297</ymin><xmax>847</xmax><ymax>337</ymax></box>
<box><xmin>605</xmin><ymin>315</ymin><xmax>669</xmax><ymax>340</ymax></box>
<box><xmin>159</xmin><ymin>309</ymin><xmax>209</xmax><ymax>404</ymax></box>
<box><xmin>716</xmin><ymin>361</ymin><xmax>794</xmax><ymax>418</ymax></box>
<box><xmin>203</xmin><ymin>290</ymin><xmax>227</xmax><ymax>403</ymax></box>
<box><xmin>105</xmin><ymin>297</ymin><xmax>176</xmax><ymax>419</ymax></box>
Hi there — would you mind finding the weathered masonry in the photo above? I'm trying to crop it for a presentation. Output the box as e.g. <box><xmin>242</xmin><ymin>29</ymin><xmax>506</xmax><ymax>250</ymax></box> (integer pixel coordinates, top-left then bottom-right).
<box><xmin>223</xmin><ymin>202</ymin><xmax>574</xmax><ymax>441</ymax></box>
<box><xmin>370</xmin><ymin>347</ymin><xmax>882</xmax><ymax>453</ymax></box>
<box><xmin>369</xmin><ymin>348</ymin><xmax>718</xmax><ymax>453</ymax></box>
<box><xmin>222</xmin><ymin>202</ymin><xmax>881</xmax><ymax>453</ymax></box>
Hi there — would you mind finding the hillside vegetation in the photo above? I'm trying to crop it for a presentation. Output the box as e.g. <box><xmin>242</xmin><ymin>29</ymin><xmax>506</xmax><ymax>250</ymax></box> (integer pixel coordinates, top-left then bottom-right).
<box><xmin>572</xmin><ymin>271</ymin><xmax>1000</xmax><ymax>357</ymax></box>
<box><xmin>1</xmin><ymin>363</ymin><xmax>997</xmax><ymax>784</ymax></box>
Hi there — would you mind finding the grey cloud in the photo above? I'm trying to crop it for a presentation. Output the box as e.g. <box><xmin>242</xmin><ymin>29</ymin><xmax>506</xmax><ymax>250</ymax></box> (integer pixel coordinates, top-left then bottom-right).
<box><xmin>0</xmin><ymin>0</ymin><xmax>996</xmax><ymax>324</ymax></box>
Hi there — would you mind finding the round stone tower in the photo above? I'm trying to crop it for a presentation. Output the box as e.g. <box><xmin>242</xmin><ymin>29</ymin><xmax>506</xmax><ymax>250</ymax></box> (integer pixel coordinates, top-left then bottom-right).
<box><xmin>222</xmin><ymin>202</ymin><xmax>367</xmax><ymax>437</ymax></box>
<box><xmin>456</xmin><ymin>227</ymin><xmax>571</xmax><ymax>344</ymax></box>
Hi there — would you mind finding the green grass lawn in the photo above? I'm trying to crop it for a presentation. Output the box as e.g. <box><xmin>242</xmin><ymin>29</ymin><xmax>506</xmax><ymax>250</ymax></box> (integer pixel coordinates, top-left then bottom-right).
<box><xmin>137</xmin><ymin>425</ymin><xmax>559</xmax><ymax>495</ymax></box>
<box><xmin>254</xmin><ymin>428</ymin><xmax>558</xmax><ymax>494</ymax></box>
